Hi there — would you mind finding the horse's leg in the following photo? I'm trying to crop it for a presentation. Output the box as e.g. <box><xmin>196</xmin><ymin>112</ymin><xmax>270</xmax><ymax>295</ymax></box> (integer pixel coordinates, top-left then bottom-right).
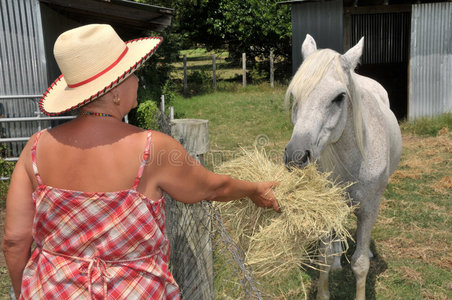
<box><xmin>351</xmin><ymin>191</ymin><xmax>383</xmax><ymax>300</ymax></box>
<box><xmin>317</xmin><ymin>234</ymin><xmax>340</xmax><ymax>300</ymax></box>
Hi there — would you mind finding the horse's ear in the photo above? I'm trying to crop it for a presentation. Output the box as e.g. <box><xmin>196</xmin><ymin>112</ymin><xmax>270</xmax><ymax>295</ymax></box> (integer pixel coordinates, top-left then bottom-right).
<box><xmin>341</xmin><ymin>37</ymin><xmax>364</xmax><ymax>70</ymax></box>
<box><xmin>301</xmin><ymin>34</ymin><xmax>317</xmax><ymax>60</ymax></box>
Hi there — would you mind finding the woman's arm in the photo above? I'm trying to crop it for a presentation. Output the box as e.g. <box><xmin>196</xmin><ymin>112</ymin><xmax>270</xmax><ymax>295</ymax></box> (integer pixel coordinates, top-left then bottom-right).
<box><xmin>2</xmin><ymin>143</ymin><xmax>35</xmax><ymax>298</ymax></box>
<box><xmin>153</xmin><ymin>132</ymin><xmax>280</xmax><ymax>212</ymax></box>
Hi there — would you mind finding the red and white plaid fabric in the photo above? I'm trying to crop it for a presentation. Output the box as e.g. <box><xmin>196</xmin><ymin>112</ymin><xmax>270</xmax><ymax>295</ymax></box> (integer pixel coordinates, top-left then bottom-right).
<box><xmin>20</xmin><ymin>130</ymin><xmax>180</xmax><ymax>299</ymax></box>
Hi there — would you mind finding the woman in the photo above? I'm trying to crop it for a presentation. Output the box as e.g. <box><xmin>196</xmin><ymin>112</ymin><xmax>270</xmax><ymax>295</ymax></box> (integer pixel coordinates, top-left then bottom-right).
<box><xmin>2</xmin><ymin>24</ymin><xmax>280</xmax><ymax>299</ymax></box>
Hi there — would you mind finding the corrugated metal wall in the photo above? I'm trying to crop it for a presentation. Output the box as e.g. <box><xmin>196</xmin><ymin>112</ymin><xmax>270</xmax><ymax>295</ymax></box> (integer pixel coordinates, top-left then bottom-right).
<box><xmin>351</xmin><ymin>12</ymin><xmax>411</xmax><ymax>64</ymax></box>
<box><xmin>0</xmin><ymin>0</ymin><xmax>48</xmax><ymax>157</ymax></box>
<box><xmin>409</xmin><ymin>2</ymin><xmax>452</xmax><ymax>120</ymax></box>
<box><xmin>291</xmin><ymin>0</ymin><xmax>343</xmax><ymax>74</ymax></box>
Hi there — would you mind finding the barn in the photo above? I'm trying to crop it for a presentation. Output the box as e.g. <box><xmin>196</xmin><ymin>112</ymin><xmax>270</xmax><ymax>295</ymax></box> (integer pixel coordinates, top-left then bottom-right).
<box><xmin>280</xmin><ymin>0</ymin><xmax>452</xmax><ymax>120</ymax></box>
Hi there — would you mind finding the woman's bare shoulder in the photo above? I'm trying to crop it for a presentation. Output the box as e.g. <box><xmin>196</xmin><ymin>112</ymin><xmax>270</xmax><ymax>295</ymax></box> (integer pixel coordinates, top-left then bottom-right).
<box><xmin>150</xmin><ymin>130</ymin><xmax>172</xmax><ymax>143</ymax></box>
<box><xmin>149</xmin><ymin>130</ymin><xmax>183</xmax><ymax>151</ymax></box>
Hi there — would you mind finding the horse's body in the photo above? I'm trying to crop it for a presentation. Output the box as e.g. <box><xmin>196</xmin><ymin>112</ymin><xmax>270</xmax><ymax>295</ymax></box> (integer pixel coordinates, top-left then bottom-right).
<box><xmin>284</xmin><ymin>35</ymin><xmax>402</xmax><ymax>300</ymax></box>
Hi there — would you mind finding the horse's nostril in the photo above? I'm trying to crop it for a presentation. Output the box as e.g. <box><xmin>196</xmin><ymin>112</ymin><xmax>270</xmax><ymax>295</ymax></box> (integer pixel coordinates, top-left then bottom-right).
<box><xmin>301</xmin><ymin>150</ymin><xmax>311</xmax><ymax>164</ymax></box>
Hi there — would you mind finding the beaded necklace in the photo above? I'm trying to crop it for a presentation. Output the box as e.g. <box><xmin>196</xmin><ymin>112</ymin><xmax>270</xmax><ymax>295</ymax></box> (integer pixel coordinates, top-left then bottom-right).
<box><xmin>79</xmin><ymin>111</ymin><xmax>113</xmax><ymax>117</ymax></box>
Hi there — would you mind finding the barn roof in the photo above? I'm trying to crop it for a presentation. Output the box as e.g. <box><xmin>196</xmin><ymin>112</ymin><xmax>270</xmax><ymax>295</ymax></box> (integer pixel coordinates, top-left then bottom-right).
<box><xmin>38</xmin><ymin>0</ymin><xmax>174</xmax><ymax>33</ymax></box>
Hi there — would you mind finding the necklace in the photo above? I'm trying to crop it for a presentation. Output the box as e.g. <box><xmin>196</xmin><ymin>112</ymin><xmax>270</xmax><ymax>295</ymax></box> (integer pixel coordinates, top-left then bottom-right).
<box><xmin>79</xmin><ymin>111</ymin><xmax>113</xmax><ymax>117</ymax></box>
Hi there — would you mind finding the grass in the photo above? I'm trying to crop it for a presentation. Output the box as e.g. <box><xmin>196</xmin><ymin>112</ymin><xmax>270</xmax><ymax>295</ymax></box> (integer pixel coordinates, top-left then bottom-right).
<box><xmin>173</xmin><ymin>84</ymin><xmax>292</xmax><ymax>153</ymax></box>
<box><xmin>400</xmin><ymin>113</ymin><xmax>452</xmax><ymax>136</ymax></box>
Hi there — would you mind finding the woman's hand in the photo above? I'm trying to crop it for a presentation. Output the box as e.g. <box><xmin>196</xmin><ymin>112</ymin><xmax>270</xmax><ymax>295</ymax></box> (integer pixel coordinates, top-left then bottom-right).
<box><xmin>249</xmin><ymin>181</ymin><xmax>281</xmax><ymax>213</ymax></box>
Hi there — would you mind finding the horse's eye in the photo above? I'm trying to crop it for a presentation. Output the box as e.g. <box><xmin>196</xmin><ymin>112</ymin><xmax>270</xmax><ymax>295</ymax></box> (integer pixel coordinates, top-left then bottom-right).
<box><xmin>332</xmin><ymin>93</ymin><xmax>345</xmax><ymax>105</ymax></box>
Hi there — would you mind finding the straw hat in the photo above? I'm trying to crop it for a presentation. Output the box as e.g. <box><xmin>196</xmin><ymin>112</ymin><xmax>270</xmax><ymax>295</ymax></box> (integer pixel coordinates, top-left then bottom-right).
<box><xmin>39</xmin><ymin>24</ymin><xmax>162</xmax><ymax>116</ymax></box>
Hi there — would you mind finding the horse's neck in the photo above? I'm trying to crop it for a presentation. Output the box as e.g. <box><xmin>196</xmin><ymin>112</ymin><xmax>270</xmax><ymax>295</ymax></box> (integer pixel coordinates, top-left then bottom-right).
<box><xmin>319</xmin><ymin>104</ymin><xmax>364</xmax><ymax>181</ymax></box>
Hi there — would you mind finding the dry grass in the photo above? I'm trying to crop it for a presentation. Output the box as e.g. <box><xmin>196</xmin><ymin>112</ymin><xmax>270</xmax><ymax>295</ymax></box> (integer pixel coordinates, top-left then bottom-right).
<box><xmin>390</xmin><ymin>134</ymin><xmax>451</xmax><ymax>183</ymax></box>
<box><xmin>214</xmin><ymin>148</ymin><xmax>355</xmax><ymax>282</ymax></box>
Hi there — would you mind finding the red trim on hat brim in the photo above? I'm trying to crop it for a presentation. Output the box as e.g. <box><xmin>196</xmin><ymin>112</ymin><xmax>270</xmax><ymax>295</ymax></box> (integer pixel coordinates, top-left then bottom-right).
<box><xmin>39</xmin><ymin>36</ymin><xmax>163</xmax><ymax>116</ymax></box>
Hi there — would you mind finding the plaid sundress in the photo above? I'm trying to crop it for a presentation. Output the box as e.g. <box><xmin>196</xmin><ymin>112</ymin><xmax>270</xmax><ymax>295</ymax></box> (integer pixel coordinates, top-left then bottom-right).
<box><xmin>20</xmin><ymin>130</ymin><xmax>180</xmax><ymax>299</ymax></box>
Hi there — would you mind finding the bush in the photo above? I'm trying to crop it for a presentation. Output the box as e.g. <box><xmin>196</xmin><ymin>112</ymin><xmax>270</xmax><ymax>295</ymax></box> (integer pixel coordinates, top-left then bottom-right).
<box><xmin>183</xmin><ymin>69</ymin><xmax>213</xmax><ymax>96</ymax></box>
<box><xmin>136</xmin><ymin>100</ymin><xmax>160</xmax><ymax>130</ymax></box>
<box><xmin>188</xmin><ymin>70</ymin><xmax>210</xmax><ymax>85</ymax></box>
<box><xmin>162</xmin><ymin>79</ymin><xmax>176</xmax><ymax>105</ymax></box>
<box><xmin>0</xmin><ymin>153</ymin><xmax>14</xmax><ymax>208</ymax></box>
<box><xmin>249</xmin><ymin>64</ymin><xmax>268</xmax><ymax>84</ymax></box>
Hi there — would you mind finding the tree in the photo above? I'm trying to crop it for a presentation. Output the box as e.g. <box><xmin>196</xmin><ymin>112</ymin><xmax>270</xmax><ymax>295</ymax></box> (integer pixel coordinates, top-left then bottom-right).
<box><xmin>138</xmin><ymin>0</ymin><xmax>292</xmax><ymax>65</ymax></box>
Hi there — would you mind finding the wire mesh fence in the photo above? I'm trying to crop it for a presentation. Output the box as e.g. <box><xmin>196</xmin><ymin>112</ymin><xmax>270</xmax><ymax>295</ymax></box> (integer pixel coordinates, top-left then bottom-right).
<box><xmin>166</xmin><ymin>197</ymin><xmax>266</xmax><ymax>300</ymax></box>
<box><xmin>159</xmin><ymin>112</ymin><xmax>266</xmax><ymax>299</ymax></box>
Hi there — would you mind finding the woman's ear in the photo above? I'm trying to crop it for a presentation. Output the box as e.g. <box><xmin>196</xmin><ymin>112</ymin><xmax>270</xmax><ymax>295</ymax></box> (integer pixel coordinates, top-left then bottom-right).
<box><xmin>110</xmin><ymin>88</ymin><xmax>119</xmax><ymax>99</ymax></box>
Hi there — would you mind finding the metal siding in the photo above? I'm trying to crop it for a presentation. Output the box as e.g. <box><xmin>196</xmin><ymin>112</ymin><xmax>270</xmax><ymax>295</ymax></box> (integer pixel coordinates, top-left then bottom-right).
<box><xmin>409</xmin><ymin>3</ymin><xmax>452</xmax><ymax>120</ymax></box>
<box><xmin>0</xmin><ymin>0</ymin><xmax>48</xmax><ymax>156</ymax></box>
<box><xmin>291</xmin><ymin>0</ymin><xmax>343</xmax><ymax>74</ymax></box>
<box><xmin>351</xmin><ymin>13</ymin><xmax>411</xmax><ymax>64</ymax></box>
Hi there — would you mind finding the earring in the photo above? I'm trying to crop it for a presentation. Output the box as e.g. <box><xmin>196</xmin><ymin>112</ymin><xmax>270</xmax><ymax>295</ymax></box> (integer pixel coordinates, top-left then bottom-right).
<box><xmin>113</xmin><ymin>95</ymin><xmax>121</xmax><ymax>105</ymax></box>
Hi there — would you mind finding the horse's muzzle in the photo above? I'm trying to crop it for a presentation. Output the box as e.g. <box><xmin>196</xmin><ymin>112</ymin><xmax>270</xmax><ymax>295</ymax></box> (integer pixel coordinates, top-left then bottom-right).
<box><xmin>284</xmin><ymin>147</ymin><xmax>311</xmax><ymax>169</ymax></box>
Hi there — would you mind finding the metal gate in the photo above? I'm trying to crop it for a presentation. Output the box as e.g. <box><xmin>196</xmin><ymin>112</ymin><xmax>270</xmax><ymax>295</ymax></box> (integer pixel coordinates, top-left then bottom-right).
<box><xmin>0</xmin><ymin>0</ymin><xmax>49</xmax><ymax>158</ymax></box>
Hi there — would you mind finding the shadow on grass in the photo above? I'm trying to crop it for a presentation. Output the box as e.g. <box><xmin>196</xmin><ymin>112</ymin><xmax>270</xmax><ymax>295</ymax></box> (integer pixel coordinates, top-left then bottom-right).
<box><xmin>306</xmin><ymin>237</ymin><xmax>388</xmax><ymax>300</ymax></box>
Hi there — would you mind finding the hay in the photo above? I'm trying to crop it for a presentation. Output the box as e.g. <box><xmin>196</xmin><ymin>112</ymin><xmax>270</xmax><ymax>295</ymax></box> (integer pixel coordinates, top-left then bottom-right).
<box><xmin>214</xmin><ymin>148</ymin><xmax>356</xmax><ymax>278</ymax></box>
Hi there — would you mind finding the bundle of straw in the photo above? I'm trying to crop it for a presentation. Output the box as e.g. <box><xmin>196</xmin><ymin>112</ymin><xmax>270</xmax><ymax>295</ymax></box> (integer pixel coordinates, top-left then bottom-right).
<box><xmin>214</xmin><ymin>148</ymin><xmax>355</xmax><ymax>278</ymax></box>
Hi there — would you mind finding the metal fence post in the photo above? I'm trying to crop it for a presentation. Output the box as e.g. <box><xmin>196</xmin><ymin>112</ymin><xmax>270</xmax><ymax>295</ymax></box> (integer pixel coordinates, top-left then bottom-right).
<box><xmin>242</xmin><ymin>52</ymin><xmax>246</xmax><ymax>87</ymax></box>
<box><xmin>160</xmin><ymin>95</ymin><xmax>165</xmax><ymax>113</ymax></box>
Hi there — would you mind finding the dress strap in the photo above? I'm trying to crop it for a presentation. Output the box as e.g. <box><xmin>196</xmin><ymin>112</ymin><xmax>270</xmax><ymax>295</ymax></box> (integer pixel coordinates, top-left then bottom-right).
<box><xmin>31</xmin><ymin>130</ymin><xmax>44</xmax><ymax>186</ymax></box>
<box><xmin>132</xmin><ymin>130</ymin><xmax>152</xmax><ymax>190</ymax></box>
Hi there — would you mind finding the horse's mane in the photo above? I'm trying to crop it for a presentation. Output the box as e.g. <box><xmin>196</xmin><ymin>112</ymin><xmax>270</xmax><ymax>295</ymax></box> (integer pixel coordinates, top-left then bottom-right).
<box><xmin>284</xmin><ymin>49</ymin><xmax>364</xmax><ymax>173</ymax></box>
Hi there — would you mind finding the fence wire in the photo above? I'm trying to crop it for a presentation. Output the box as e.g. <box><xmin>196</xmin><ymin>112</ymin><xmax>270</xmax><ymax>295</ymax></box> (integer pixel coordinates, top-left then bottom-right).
<box><xmin>166</xmin><ymin>198</ymin><xmax>266</xmax><ymax>300</ymax></box>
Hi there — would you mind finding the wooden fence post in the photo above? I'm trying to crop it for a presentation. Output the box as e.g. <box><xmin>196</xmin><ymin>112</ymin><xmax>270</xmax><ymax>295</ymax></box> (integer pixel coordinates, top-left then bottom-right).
<box><xmin>242</xmin><ymin>52</ymin><xmax>246</xmax><ymax>87</ymax></box>
<box><xmin>270</xmin><ymin>50</ymin><xmax>274</xmax><ymax>88</ymax></box>
<box><xmin>166</xmin><ymin>119</ymin><xmax>213</xmax><ymax>299</ymax></box>
<box><xmin>183</xmin><ymin>55</ymin><xmax>188</xmax><ymax>96</ymax></box>
<box><xmin>212</xmin><ymin>54</ymin><xmax>216</xmax><ymax>90</ymax></box>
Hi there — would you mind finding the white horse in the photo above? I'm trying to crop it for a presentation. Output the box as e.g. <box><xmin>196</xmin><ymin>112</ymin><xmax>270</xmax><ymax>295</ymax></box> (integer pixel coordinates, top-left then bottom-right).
<box><xmin>284</xmin><ymin>35</ymin><xmax>402</xmax><ymax>300</ymax></box>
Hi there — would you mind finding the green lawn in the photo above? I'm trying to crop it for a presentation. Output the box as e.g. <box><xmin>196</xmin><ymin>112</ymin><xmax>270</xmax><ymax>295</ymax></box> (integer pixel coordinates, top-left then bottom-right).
<box><xmin>173</xmin><ymin>84</ymin><xmax>292</xmax><ymax>150</ymax></box>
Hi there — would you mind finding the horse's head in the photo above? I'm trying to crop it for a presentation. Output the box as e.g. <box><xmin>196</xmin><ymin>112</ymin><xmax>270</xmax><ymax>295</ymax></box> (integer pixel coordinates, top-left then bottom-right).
<box><xmin>284</xmin><ymin>34</ymin><xmax>364</xmax><ymax>169</ymax></box>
